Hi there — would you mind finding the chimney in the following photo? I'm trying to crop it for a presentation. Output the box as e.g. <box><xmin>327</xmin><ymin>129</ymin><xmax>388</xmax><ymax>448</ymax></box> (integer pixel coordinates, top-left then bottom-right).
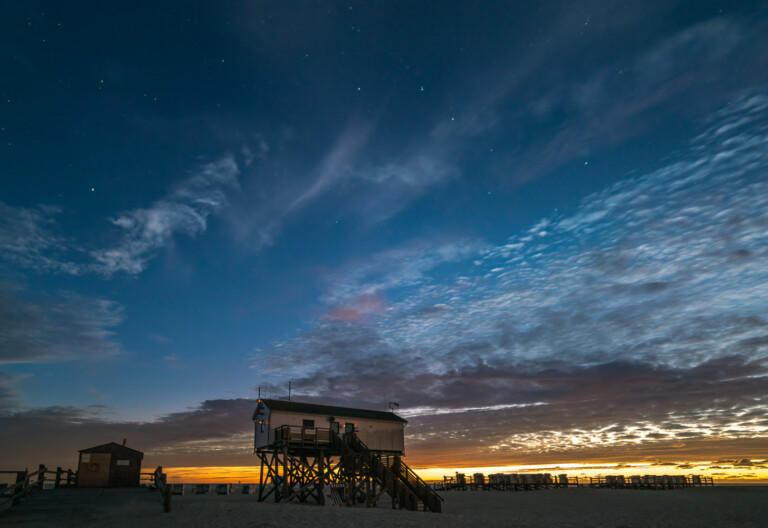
<box><xmin>122</xmin><ymin>438</ymin><xmax>127</xmax><ymax>446</ymax></box>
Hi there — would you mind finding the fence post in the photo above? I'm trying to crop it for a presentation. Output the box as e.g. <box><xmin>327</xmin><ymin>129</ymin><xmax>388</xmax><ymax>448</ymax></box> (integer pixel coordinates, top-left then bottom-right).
<box><xmin>13</xmin><ymin>470</ymin><xmax>27</xmax><ymax>506</ymax></box>
<box><xmin>37</xmin><ymin>464</ymin><xmax>46</xmax><ymax>490</ymax></box>
<box><xmin>55</xmin><ymin>467</ymin><xmax>63</xmax><ymax>488</ymax></box>
<box><xmin>156</xmin><ymin>466</ymin><xmax>171</xmax><ymax>512</ymax></box>
<box><xmin>163</xmin><ymin>483</ymin><xmax>172</xmax><ymax>512</ymax></box>
<box><xmin>67</xmin><ymin>469</ymin><xmax>73</xmax><ymax>487</ymax></box>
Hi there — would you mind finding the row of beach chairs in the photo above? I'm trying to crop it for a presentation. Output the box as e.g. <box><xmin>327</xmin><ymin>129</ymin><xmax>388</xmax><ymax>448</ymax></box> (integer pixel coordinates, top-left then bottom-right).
<box><xmin>169</xmin><ymin>483</ymin><xmax>258</xmax><ymax>495</ymax></box>
<box><xmin>590</xmin><ymin>474</ymin><xmax>714</xmax><ymax>489</ymax></box>
<box><xmin>438</xmin><ymin>472</ymin><xmax>714</xmax><ymax>491</ymax></box>
<box><xmin>439</xmin><ymin>472</ymin><xmax>574</xmax><ymax>491</ymax></box>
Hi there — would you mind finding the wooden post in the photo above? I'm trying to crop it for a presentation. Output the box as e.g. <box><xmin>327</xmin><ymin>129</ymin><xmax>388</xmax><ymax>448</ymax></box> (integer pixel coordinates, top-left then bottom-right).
<box><xmin>156</xmin><ymin>466</ymin><xmax>171</xmax><ymax>512</ymax></box>
<box><xmin>365</xmin><ymin>477</ymin><xmax>371</xmax><ymax>507</ymax></box>
<box><xmin>66</xmin><ymin>469</ymin><xmax>74</xmax><ymax>487</ymax></box>
<box><xmin>37</xmin><ymin>464</ymin><xmax>46</xmax><ymax>490</ymax></box>
<box><xmin>55</xmin><ymin>467</ymin><xmax>63</xmax><ymax>489</ymax></box>
<box><xmin>163</xmin><ymin>484</ymin><xmax>172</xmax><ymax>512</ymax></box>
<box><xmin>317</xmin><ymin>450</ymin><xmax>325</xmax><ymax>506</ymax></box>
<box><xmin>258</xmin><ymin>453</ymin><xmax>266</xmax><ymax>501</ymax></box>
<box><xmin>13</xmin><ymin>470</ymin><xmax>27</xmax><ymax>506</ymax></box>
<box><xmin>280</xmin><ymin>447</ymin><xmax>288</xmax><ymax>503</ymax></box>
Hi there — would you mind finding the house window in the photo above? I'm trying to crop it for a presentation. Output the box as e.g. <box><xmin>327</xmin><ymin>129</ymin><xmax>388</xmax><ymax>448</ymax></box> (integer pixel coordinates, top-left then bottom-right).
<box><xmin>303</xmin><ymin>419</ymin><xmax>315</xmax><ymax>428</ymax></box>
<box><xmin>117</xmin><ymin>460</ymin><xmax>130</xmax><ymax>466</ymax></box>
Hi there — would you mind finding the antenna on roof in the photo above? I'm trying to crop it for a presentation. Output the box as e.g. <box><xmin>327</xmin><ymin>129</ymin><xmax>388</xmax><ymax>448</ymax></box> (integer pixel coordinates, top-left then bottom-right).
<box><xmin>388</xmin><ymin>401</ymin><xmax>399</xmax><ymax>412</ymax></box>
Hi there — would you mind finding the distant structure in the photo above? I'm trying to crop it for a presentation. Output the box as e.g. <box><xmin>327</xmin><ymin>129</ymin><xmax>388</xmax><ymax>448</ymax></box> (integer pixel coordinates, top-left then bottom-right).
<box><xmin>252</xmin><ymin>398</ymin><xmax>442</xmax><ymax>512</ymax></box>
<box><xmin>77</xmin><ymin>440</ymin><xmax>144</xmax><ymax>488</ymax></box>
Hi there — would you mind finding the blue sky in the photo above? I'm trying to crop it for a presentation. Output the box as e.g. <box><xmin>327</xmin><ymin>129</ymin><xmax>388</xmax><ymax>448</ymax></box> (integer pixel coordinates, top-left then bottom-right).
<box><xmin>2</xmin><ymin>1</ymin><xmax>768</xmax><ymax>474</ymax></box>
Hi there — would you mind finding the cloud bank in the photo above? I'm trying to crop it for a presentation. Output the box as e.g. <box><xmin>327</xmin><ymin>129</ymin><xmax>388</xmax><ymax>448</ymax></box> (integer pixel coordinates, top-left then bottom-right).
<box><xmin>0</xmin><ymin>398</ymin><xmax>256</xmax><ymax>468</ymax></box>
<box><xmin>0</xmin><ymin>286</ymin><xmax>124</xmax><ymax>366</ymax></box>
<box><xmin>253</xmin><ymin>93</ymin><xmax>768</xmax><ymax>462</ymax></box>
<box><xmin>0</xmin><ymin>202</ymin><xmax>81</xmax><ymax>275</ymax></box>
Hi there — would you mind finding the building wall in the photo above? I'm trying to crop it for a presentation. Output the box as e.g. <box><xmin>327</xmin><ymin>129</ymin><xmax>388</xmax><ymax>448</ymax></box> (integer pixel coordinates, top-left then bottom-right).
<box><xmin>254</xmin><ymin>407</ymin><xmax>405</xmax><ymax>453</ymax></box>
<box><xmin>78</xmin><ymin>445</ymin><xmax>143</xmax><ymax>487</ymax></box>
<box><xmin>110</xmin><ymin>452</ymin><xmax>142</xmax><ymax>487</ymax></box>
<box><xmin>78</xmin><ymin>453</ymin><xmax>111</xmax><ymax>487</ymax></box>
<box><xmin>254</xmin><ymin>403</ymin><xmax>270</xmax><ymax>448</ymax></box>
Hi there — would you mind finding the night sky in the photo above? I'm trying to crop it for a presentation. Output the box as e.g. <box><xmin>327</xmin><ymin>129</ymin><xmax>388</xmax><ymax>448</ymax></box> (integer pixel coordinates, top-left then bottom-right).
<box><xmin>2</xmin><ymin>1</ymin><xmax>768</xmax><ymax>481</ymax></box>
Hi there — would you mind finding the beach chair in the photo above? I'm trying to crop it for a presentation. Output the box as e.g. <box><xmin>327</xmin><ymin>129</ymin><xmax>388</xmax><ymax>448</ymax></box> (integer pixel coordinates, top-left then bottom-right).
<box><xmin>329</xmin><ymin>483</ymin><xmax>344</xmax><ymax>505</ymax></box>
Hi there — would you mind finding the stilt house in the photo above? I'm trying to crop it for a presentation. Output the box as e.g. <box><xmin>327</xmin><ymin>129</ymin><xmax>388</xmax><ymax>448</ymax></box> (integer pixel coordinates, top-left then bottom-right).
<box><xmin>253</xmin><ymin>398</ymin><xmax>406</xmax><ymax>454</ymax></box>
<box><xmin>252</xmin><ymin>399</ymin><xmax>443</xmax><ymax>512</ymax></box>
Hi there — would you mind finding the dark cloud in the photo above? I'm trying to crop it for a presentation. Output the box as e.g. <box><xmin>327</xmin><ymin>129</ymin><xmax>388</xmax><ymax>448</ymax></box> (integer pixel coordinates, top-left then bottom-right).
<box><xmin>0</xmin><ymin>285</ymin><xmax>123</xmax><ymax>365</ymax></box>
<box><xmin>0</xmin><ymin>371</ymin><xmax>22</xmax><ymax>413</ymax></box>
<box><xmin>0</xmin><ymin>398</ymin><xmax>257</xmax><ymax>470</ymax></box>
<box><xmin>269</xmin><ymin>325</ymin><xmax>768</xmax><ymax>462</ymax></box>
<box><xmin>0</xmin><ymin>202</ymin><xmax>82</xmax><ymax>275</ymax></box>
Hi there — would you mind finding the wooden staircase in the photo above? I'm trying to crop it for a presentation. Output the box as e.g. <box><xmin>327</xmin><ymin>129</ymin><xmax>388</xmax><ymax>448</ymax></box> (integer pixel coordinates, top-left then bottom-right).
<box><xmin>337</xmin><ymin>432</ymin><xmax>443</xmax><ymax>513</ymax></box>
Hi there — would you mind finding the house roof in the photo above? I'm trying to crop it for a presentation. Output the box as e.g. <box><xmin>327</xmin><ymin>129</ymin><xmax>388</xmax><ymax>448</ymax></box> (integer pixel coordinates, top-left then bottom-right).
<box><xmin>254</xmin><ymin>399</ymin><xmax>407</xmax><ymax>424</ymax></box>
<box><xmin>79</xmin><ymin>442</ymin><xmax>144</xmax><ymax>456</ymax></box>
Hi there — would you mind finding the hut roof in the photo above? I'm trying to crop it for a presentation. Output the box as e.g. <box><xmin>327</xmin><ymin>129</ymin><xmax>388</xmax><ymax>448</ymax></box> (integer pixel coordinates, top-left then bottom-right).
<box><xmin>79</xmin><ymin>442</ymin><xmax>144</xmax><ymax>456</ymax></box>
<box><xmin>255</xmin><ymin>399</ymin><xmax>407</xmax><ymax>424</ymax></box>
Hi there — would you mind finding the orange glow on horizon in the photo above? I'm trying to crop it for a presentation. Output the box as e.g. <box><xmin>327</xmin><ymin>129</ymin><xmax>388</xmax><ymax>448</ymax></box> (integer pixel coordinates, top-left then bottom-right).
<box><xmin>160</xmin><ymin>461</ymin><xmax>768</xmax><ymax>484</ymax></box>
<box><xmin>163</xmin><ymin>466</ymin><xmax>263</xmax><ymax>483</ymax></box>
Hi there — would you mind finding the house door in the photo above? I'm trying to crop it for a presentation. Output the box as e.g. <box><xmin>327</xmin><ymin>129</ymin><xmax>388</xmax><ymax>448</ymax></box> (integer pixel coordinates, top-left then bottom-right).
<box><xmin>78</xmin><ymin>453</ymin><xmax>112</xmax><ymax>487</ymax></box>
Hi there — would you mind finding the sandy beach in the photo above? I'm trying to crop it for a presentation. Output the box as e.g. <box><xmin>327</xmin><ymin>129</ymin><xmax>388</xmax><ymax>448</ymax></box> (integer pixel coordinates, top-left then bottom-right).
<box><xmin>3</xmin><ymin>486</ymin><xmax>767</xmax><ymax>527</ymax></box>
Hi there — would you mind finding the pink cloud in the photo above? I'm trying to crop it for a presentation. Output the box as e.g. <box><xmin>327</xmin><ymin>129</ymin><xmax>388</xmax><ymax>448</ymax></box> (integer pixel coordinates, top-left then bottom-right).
<box><xmin>329</xmin><ymin>294</ymin><xmax>386</xmax><ymax>321</ymax></box>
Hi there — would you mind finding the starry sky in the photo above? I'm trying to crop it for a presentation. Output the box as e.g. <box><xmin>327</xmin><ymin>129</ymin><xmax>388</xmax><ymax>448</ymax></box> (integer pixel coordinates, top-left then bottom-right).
<box><xmin>2</xmin><ymin>1</ymin><xmax>768</xmax><ymax>481</ymax></box>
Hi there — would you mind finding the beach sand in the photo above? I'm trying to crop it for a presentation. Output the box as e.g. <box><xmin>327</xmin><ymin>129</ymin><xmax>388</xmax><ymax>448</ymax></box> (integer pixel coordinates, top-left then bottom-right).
<box><xmin>3</xmin><ymin>486</ymin><xmax>767</xmax><ymax>527</ymax></box>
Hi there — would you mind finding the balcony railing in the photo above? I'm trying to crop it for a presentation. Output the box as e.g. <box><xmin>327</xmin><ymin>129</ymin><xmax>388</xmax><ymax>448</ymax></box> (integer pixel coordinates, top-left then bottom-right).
<box><xmin>274</xmin><ymin>425</ymin><xmax>333</xmax><ymax>448</ymax></box>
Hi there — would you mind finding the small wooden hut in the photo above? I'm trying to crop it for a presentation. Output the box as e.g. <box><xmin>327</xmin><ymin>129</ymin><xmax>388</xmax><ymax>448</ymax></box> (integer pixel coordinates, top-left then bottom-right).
<box><xmin>77</xmin><ymin>440</ymin><xmax>144</xmax><ymax>488</ymax></box>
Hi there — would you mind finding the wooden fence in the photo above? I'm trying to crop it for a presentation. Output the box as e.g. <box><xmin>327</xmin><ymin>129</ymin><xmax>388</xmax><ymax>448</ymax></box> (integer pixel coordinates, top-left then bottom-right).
<box><xmin>0</xmin><ymin>465</ymin><xmax>78</xmax><ymax>510</ymax></box>
<box><xmin>140</xmin><ymin>466</ymin><xmax>172</xmax><ymax>512</ymax></box>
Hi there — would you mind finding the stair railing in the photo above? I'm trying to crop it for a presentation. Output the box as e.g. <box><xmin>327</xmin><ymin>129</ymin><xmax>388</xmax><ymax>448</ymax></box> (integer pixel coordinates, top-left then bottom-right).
<box><xmin>338</xmin><ymin>431</ymin><xmax>442</xmax><ymax>512</ymax></box>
